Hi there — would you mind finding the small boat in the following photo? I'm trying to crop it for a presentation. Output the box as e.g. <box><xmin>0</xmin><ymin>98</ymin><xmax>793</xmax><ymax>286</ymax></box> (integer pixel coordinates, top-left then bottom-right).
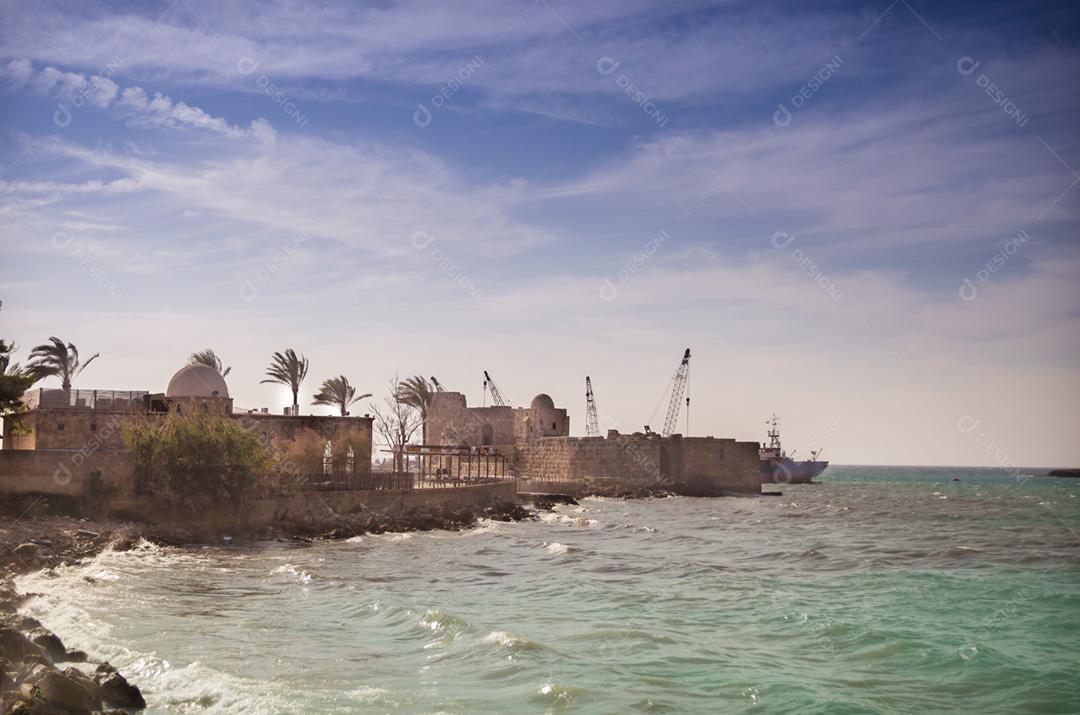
<box><xmin>759</xmin><ymin>414</ymin><xmax>829</xmax><ymax>484</ymax></box>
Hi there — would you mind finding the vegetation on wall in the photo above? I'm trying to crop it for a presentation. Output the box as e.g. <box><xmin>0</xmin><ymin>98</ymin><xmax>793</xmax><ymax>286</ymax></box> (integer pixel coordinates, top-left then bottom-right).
<box><xmin>278</xmin><ymin>426</ymin><xmax>369</xmax><ymax>475</ymax></box>
<box><xmin>122</xmin><ymin>410</ymin><xmax>272</xmax><ymax>509</ymax></box>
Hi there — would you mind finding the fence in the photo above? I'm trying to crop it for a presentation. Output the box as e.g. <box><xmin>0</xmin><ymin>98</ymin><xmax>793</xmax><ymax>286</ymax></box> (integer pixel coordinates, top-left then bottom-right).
<box><xmin>281</xmin><ymin>472</ymin><xmax>415</xmax><ymax>492</ymax></box>
<box><xmin>24</xmin><ymin>389</ymin><xmax>148</xmax><ymax>411</ymax></box>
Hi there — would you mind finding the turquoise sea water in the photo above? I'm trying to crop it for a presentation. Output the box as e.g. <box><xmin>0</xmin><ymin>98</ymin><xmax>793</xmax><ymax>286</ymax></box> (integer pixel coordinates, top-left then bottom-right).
<box><xmin>18</xmin><ymin>466</ymin><xmax>1080</xmax><ymax>714</ymax></box>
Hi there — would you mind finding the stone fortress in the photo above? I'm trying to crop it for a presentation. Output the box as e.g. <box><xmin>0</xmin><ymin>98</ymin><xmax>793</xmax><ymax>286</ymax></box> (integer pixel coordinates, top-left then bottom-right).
<box><xmin>426</xmin><ymin>391</ymin><xmax>761</xmax><ymax>496</ymax></box>
<box><xmin>1</xmin><ymin>364</ymin><xmax>761</xmax><ymax>500</ymax></box>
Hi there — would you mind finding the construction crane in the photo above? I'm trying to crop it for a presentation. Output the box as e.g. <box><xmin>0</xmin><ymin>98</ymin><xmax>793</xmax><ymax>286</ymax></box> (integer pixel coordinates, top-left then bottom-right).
<box><xmin>430</xmin><ymin>376</ymin><xmax>445</xmax><ymax>392</ymax></box>
<box><xmin>482</xmin><ymin>370</ymin><xmax>510</xmax><ymax>407</ymax></box>
<box><xmin>661</xmin><ymin>348</ymin><xmax>691</xmax><ymax>437</ymax></box>
<box><xmin>585</xmin><ymin>376</ymin><xmax>601</xmax><ymax>437</ymax></box>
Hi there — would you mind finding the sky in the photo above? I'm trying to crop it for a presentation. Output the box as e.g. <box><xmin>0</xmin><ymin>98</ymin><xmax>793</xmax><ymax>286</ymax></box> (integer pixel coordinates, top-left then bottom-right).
<box><xmin>0</xmin><ymin>0</ymin><xmax>1077</xmax><ymax>467</ymax></box>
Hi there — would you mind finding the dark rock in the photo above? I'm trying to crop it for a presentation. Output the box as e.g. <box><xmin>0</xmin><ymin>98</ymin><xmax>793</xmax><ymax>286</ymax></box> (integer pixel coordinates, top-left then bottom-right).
<box><xmin>0</xmin><ymin>655</ymin><xmax>12</xmax><ymax>692</ymax></box>
<box><xmin>96</xmin><ymin>671</ymin><xmax>145</xmax><ymax>709</ymax></box>
<box><xmin>25</xmin><ymin>664</ymin><xmax>100</xmax><ymax>714</ymax></box>
<box><xmin>1048</xmin><ymin>468</ymin><xmax>1080</xmax><ymax>477</ymax></box>
<box><xmin>28</xmin><ymin>630</ymin><xmax>66</xmax><ymax>662</ymax></box>
<box><xmin>0</xmin><ymin>628</ymin><xmax>47</xmax><ymax>663</ymax></box>
<box><xmin>10</xmin><ymin>544</ymin><xmax>40</xmax><ymax>566</ymax></box>
<box><xmin>61</xmin><ymin>650</ymin><xmax>87</xmax><ymax>664</ymax></box>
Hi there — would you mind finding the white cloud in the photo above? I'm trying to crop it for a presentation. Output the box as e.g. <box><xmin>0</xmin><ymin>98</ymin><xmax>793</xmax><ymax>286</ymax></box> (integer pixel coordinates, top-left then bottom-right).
<box><xmin>1</xmin><ymin>58</ymin><xmax>31</xmax><ymax>86</ymax></box>
<box><xmin>1</xmin><ymin>59</ymin><xmax>273</xmax><ymax>141</ymax></box>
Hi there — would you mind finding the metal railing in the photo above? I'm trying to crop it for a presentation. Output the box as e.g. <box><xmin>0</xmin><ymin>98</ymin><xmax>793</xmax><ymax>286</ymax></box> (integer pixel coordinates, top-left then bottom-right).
<box><xmin>281</xmin><ymin>472</ymin><xmax>415</xmax><ymax>492</ymax></box>
<box><xmin>24</xmin><ymin>389</ymin><xmax>148</xmax><ymax>411</ymax></box>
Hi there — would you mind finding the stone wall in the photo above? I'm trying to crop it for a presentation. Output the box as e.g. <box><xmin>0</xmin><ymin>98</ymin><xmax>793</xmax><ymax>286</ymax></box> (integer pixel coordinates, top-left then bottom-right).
<box><xmin>3</xmin><ymin>408</ymin><xmax>374</xmax><ymax>479</ymax></box>
<box><xmin>235</xmin><ymin>413</ymin><xmax>374</xmax><ymax>478</ymax></box>
<box><xmin>514</xmin><ymin>433</ymin><xmax>761</xmax><ymax>496</ymax></box>
<box><xmin>106</xmin><ymin>480</ymin><xmax>517</xmax><ymax>534</ymax></box>
<box><xmin>426</xmin><ymin>392</ymin><xmax>517</xmax><ymax>446</ymax></box>
<box><xmin>0</xmin><ymin>450</ymin><xmax>135</xmax><ymax>497</ymax></box>
<box><xmin>426</xmin><ymin>391</ymin><xmax>570</xmax><ymax>447</ymax></box>
<box><xmin>3</xmin><ymin>409</ymin><xmax>133</xmax><ymax>451</ymax></box>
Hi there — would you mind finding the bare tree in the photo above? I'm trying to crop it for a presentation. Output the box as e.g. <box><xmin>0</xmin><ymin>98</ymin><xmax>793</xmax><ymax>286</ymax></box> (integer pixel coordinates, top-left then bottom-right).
<box><xmin>370</xmin><ymin>375</ymin><xmax>422</xmax><ymax>473</ymax></box>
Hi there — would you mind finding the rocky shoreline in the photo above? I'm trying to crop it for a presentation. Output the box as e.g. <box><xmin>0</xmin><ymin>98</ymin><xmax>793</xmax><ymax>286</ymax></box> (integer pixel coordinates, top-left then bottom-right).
<box><xmin>0</xmin><ymin>497</ymin><xmax>536</xmax><ymax>713</ymax></box>
<box><xmin>1</xmin><ymin>507</ymin><xmax>146</xmax><ymax>714</ymax></box>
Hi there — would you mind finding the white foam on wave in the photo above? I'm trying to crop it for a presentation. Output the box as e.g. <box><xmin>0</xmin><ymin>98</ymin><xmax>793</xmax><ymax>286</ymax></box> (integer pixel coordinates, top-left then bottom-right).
<box><xmin>379</xmin><ymin>532</ymin><xmax>414</xmax><ymax>541</ymax></box>
<box><xmin>270</xmin><ymin>563</ymin><xmax>314</xmax><ymax>584</ymax></box>
<box><xmin>345</xmin><ymin>535</ymin><xmax>364</xmax><ymax>543</ymax></box>
<box><xmin>348</xmin><ymin>685</ymin><xmax>390</xmax><ymax>703</ymax></box>
<box><xmin>537</xmin><ymin>511</ymin><xmax>575</xmax><ymax>524</ymax></box>
<box><xmin>465</xmin><ymin>518</ymin><xmax>503</xmax><ymax>535</ymax></box>
<box><xmin>482</xmin><ymin>630</ymin><xmax>526</xmax><ymax>648</ymax></box>
<box><xmin>16</xmin><ymin>547</ymin><xmax>296</xmax><ymax>714</ymax></box>
<box><xmin>544</xmin><ymin>542</ymin><xmax>571</xmax><ymax>556</ymax></box>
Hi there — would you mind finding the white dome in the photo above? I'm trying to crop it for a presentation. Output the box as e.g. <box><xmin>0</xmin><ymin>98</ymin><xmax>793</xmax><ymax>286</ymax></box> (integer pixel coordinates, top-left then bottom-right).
<box><xmin>530</xmin><ymin>393</ymin><xmax>555</xmax><ymax>411</ymax></box>
<box><xmin>167</xmin><ymin>364</ymin><xmax>230</xmax><ymax>398</ymax></box>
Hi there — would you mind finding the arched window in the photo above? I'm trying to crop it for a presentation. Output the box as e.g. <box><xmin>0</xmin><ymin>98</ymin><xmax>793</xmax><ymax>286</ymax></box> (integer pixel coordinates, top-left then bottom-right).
<box><xmin>346</xmin><ymin>446</ymin><xmax>355</xmax><ymax>474</ymax></box>
<box><xmin>481</xmin><ymin>424</ymin><xmax>494</xmax><ymax>446</ymax></box>
<box><xmin>323</xmin><ymin>440</ymin><xmax>333</xmax><ymax>474</ymax></box>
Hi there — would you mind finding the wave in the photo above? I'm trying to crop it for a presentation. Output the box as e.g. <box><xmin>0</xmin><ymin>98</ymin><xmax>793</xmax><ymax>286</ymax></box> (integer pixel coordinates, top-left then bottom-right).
<box><xmin>269</xmin><ymin>563</ymin><xmax>314</xmax><ymax>584</ymax></box>
<box><xmin>544</xmin><ymin>542</ymin><xmax>573</xmax><ymax>556</ymax></box>
<box><xmin>481</xmin><ymin>630</ymin><xmax>545</xmax><ymax>652</ymax></box>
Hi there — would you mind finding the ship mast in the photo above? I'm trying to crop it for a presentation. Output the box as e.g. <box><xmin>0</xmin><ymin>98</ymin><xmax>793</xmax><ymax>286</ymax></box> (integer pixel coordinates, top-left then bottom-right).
<box><xmin>766</xmin><ymin>413</ymin><xmax>782</xmax><ymax>451</ymax></box>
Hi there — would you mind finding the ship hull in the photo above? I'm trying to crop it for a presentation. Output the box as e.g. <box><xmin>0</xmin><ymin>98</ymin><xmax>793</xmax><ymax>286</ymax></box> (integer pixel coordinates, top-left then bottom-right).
<box><xmin>760</xmin><ymin>459</ymin><xmax>829</xmax><ymax>484</ymax></box>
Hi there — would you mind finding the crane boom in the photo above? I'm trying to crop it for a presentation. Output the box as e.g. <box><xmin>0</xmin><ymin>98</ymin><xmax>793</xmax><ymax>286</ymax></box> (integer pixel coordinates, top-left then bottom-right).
<box><xmin>661</xmin><ymin>348</ymin><xmax>691</xmax><ymax>437</ymax></box>
<box><xmin>585</xmin><ymin>376</ymin><xmax>600</xmax><ymax>437</ymax></box>
<box><xmin>483</xmin><ymin>370</ymin><xmax>510</xmax><ymax>407</ymax></box>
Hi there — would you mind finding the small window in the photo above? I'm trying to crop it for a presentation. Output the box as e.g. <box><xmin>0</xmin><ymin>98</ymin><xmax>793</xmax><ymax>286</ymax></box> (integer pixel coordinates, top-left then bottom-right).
<box><xmin>552</xmin><ymin>422</ymin><xmax>557</xmax><ymax>430</ymax></box>
<box><xmin>57</xmin><ymin>422</ymin><xmax>65</xmax><ymax>431</ymax></box>
<box><xmin>90</xmin><ymin>422</ymin><xmax>98</xmax><ymax>432</ymax></box>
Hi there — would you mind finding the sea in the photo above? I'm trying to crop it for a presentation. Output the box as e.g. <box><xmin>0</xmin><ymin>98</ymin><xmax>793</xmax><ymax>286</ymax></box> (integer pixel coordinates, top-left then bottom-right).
<box><xmin>16</xmin><ymin>465</ymin><xmax>1080</xmax><ymax>714</ymax></box>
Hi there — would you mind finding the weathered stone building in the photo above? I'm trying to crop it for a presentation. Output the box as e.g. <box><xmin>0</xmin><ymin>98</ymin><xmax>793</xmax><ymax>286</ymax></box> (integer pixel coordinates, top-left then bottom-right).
<box><xmin>425</xmin><ymin>391</ymin><xmax>760</xmax><ymax>496</ymax></box>
<box><xmin>0</xmin><ymin>365</ymin><xmax>373</xmax><ymax>496</ymax></box>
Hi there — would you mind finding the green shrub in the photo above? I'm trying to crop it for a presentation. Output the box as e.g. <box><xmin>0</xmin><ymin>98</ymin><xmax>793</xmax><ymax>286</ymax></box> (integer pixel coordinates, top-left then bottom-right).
<box><xmin>122</xmin><ymin>410</ymin><xmax>272</xmax><ymax>509</ymax></box>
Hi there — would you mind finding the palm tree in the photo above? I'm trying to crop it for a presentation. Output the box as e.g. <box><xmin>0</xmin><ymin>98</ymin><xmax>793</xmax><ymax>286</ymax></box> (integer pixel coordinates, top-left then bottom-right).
<box><xmin>25</xmin><ymin>337</ymin><xmax>99</xmax><ymax>389</ymax></box>
<box><xmin>0</xmin><ymin>338</ymin><xmax>21</xmax><ymax>376</ymax></box>
<box><xmin>395</xmin><ymin>375</ymin><xmax>433</xmax><ymax>441</ymax></box>
<box><xmin>260</xmin><ymin>349</ymin><xmax>309</xmax><ymax>415</ymax></box>
<box><xmin>313</xmin><ymin>375</ymin><xmax>371</xmax><ymax>416</ymax></box>
<box><xmin>189</xmin><ymin>348</ymin><xmax>231</xmax><ymax>377</ymax></box>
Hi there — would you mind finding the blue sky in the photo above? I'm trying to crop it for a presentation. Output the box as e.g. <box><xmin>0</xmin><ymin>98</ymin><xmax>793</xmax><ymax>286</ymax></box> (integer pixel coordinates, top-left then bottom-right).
<box><xmin>1</xmin><ymin>0</ymin><xmax>1078</xmax><ymax>466</ymax></box>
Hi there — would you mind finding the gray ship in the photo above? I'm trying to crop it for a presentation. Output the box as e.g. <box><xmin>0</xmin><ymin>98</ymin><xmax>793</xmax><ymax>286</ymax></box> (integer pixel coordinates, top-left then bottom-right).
<box><xmin>760</xmin><ymin>414</ymin><xmax>828</xmax><ymax>484</ymax></box>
